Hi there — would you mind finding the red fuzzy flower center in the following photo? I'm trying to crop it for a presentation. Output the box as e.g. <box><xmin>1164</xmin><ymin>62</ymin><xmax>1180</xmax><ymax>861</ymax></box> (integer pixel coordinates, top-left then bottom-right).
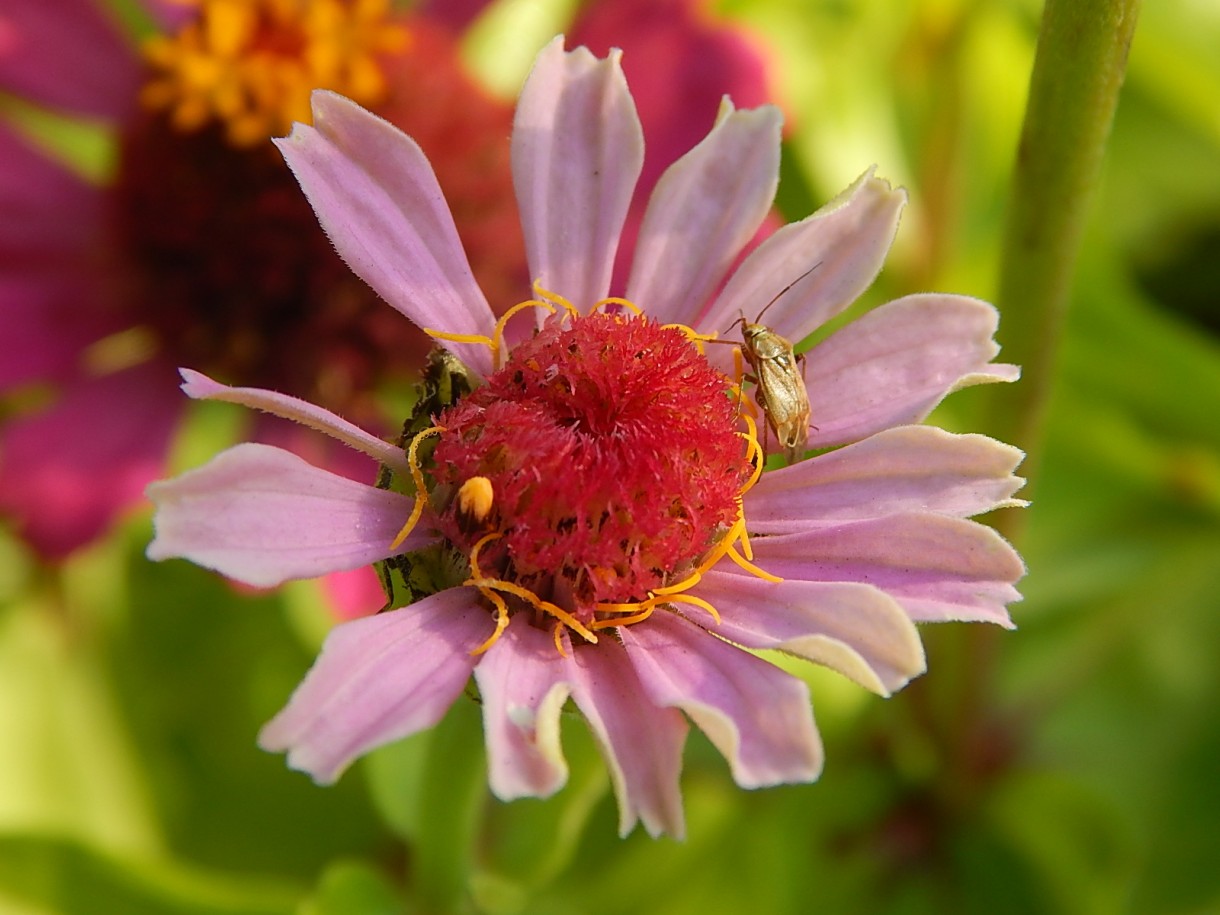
<box><xmin>430</xmin><ymin>313</ymin><xmax>751</xmax><ymax>619</ymax></box>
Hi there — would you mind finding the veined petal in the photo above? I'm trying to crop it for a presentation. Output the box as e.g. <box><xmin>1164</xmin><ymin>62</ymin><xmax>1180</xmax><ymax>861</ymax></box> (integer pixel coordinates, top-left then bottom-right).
<box><xmin>621</xmin><ymin>612</ymin><xmax>823</xmax><ymax>788</ymax></box>
<box><xmin>700</xmin><ymin>170</ymin><xmax>905</xmax><ymax>339</ymax></box>
<box><xmin>259</xmin><ymin>589</ymin><xmax>491</xmax><ymax>783</ymax></box>
<box><xmin>805</xmin><ymin>294</ymin><xmax>1019</xmax><ymax>448</ymax></box>
<box><xmin>749</xmin><ymin>513</ymin><xmax>1025</xmax><ymax>628</ymax></box>
<box><xmin>747</xmin><ymin>425</ymin><xmax>1027</xmax><ymax>532</ymax></box>
<box><xmin>275</xmin><ymin>91</ymin><xmax>497</xmax><ymax>377</ymax></box>
<box><xmin>626</xmin><ymin>101</ymin><xmax>782</xmax><ymax>325</ymax></box>
<box><xmin>512</xmin><ymin>36</ymin><xmax>643</xmax><ymax>309</ymax></box>
<box><xmin>696</xmin><ymin>572</ymin><xmax>926</xmax><ymax>696</ymax></box>
<box><xmin>146</xmin><ymin>443</ymin><xmax>424</xmax><ymax>588</ymax></box>
<box><xmin>475</xmin><ymin>615</ymin><xmax>572</xmax><ymax>800</ymax></box>
<box><xmin>179</xmin><ymin>368</ymin><xmax>409</xmax><ymax>475</ymax></box>
<box><xmin>566</xmin><ymin>635</ymin><xmax>688</xmax><ymax>838</ymax></box>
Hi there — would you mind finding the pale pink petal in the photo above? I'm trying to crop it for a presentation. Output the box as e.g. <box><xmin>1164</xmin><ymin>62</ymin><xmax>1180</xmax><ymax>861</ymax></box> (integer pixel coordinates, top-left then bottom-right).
<box><xmin>747</xmin><ymin>425</ymin><xmax>1027</xmax><ymax>532</ymax></box>
<box><xmin>146</xmin><ymin>443</ymin><xmax>425</xmax><ymax>588</ymax></box>
<box><xmin>626</xmin><ymin>101</ymin><xmax>781</xmax><ymax>325</ymax></box>
<box><xmin>0</xmin><ymin>360</ymin><xmax>180</xmax><ymax>557</ymax></box>
<box><xmin>258</xmin><ymin>589</ymin><xmax>492</xmax><ymax>783</ymax></box>
<box><xmin>0</xmin><ymin>0</ymin><xmax>141</xmax><ymax>121</ymax></box>
<box><xmin>475</xmin><ymin>615</ymin><xmax>573</xmax><ymax>800</ymax></box>
<box><xmin>699</xmin><ymin>170</ymin><xmax>905</xmax><ymax>338</ymax></box>
<box><xmin>571</xmin><ymin>0</ymin><xmax>776</xmax><ymax>291</ymax></box>
<box><xmin>179</xmin><ymin>368</ymin><xmax>409</xmax><ymax>475</ymax></box>
<box><xmin>804</xmin><ymin>294</ymin><xmax>1020</xmax><ymax>448</ymax></box>
<box><xmin>566</xmin><ymin>636</ymin><xmax>688</xmax><ymax>838</ymax></box>
<box><xmin>512</xmin><ymin>36</ymin><xmax>643</xmax><ymax>310</ymax></box>
<box><xmin>621</xmin><ymin>612</ymin><xmax>823</xmax><ymax>788</ymax></box>
<box><xmin>749</xmin><ymin>513</ymin><xmax>1024</xmax><ymax>627</ymax></box>
<box><xmin>275</xmin><ymin>91</ymin><xmax>497</xmax><ymax>377</ymax></box>
<box><xmin>695</xmin><ymin>571</ymin><xmax>926</xmax><ymax>696</ymax></box>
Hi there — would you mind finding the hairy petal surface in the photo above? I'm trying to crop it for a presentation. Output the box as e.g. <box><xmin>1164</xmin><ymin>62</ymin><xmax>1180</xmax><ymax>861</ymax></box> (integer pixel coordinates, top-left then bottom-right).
<box><xmin>627</xmin><ymin>101</ymin><xmax>782</xmax><ymax>325</ymax></box>
<box><xmin>567</xmin><ymin>636</ymin><xmax>688</xmax><ymax>838</ymax></box>
<box><xmin>696</xmin><ymin>571</ymin><xmax>926</xmax><ymax>696</ymax></box>
<box><xmin>259</xmin><ymin>589</ymin><xmax>490</xmax><ymax>783</ymax></box>
<box><xmin>805</xmin><ymin>294</ymin><xmax>1020</xmax><ymax>448</ymax></box>
<box><xmin>146</xmin><ymin>443</ymin><xmax>423</xmax><ymax>587</ymax></box>
<box><xmin>747</xmin><ymin>425</ymin><xmax>1027</xmax><ymax>532</ymax></box>
<box><xmin>700</xmin><ymin>170</ymin><xmax>905</xmax><ymax>338</ymax></box>
<box><xmin>179</xmin><ymin>369</ymin><xmax>409</xmax><ymax>474</ymax></box>
<box><xmin>276</xmin><ymin>91</ymin><xmax>496</xmax><ymax>376</ymax></box>
<box><xmin>750</xmin><ymin>514</ymin><xmax>1025</xmax><ymax>628</ymax></box>
<box><xmin>622</xmin><ymin>612</ymin><xmax>823</xmax><ymax>788</ymax></box>
<box><xmin>475</xmin><ymin>616</ymin><xmax>573</xmax><ymax>800</ymax></box>
<box><xmin>512</xmin><ymin>36</ymin><xmax>643</xmax><ymax>309</ymax></box>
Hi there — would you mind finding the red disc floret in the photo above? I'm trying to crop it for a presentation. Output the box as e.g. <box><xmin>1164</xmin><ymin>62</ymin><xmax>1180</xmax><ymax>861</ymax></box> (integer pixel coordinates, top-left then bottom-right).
<box><xmin>432</xmin><ymin>313</ymin><xmax>749</xmax><ymax>616</ymax></box>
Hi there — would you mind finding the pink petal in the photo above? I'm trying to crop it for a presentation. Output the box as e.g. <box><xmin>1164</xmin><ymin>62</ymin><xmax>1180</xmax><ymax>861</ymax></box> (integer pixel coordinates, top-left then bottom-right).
<box><xmin>621</xmin><ymin>612</ymin><xmax>823</xmax><ymax>788</ymax></box>
<box><xmin>512</xmin><ymin>36</ymin><xmax>643</xmax><ymax>310</ymax></box>
<box><xmin>179</xmin><ymin>368</ymin><xmax>410</xmax><ymax>475</ymax></box>
<box><xmin>146</xmin><ymin>443</ymin><xmax>425</xmax><ymax>588</ymax></box>
<box><xmin>258</xmin><ymin>589</ymin><xmax>492</xmax><ymax>783</ymax></box>
<box><xmin>275</xmin><ymin>91</ymin><xmax>497</xmax><ymax>377</ymax></box>
<box><xmin>571</xmin><ymin>0</ymin><xmax>776</xmax><ymax>293</ymax></box>
<box><xmin>0</xmin><ymin>124</ymin><xmax>106</xmax><ymax>259</ymax></box>
<box><xmin>474</xmin><ymin>615</ymin><xmax>573</xmax><ymax>800</ymax></box>
<box><xmin>0</xmin><ymin>360</ymin><xmax>180</xmax><ymax>557</ymax></box>
<box><xmin>749</xmin><ymin>513</ymin><xmax>1024</xmax><ymax>628</ymax></box>
<box><xmin>566</xmin><ymin>637</ymin><xmax>688</xmax><ymax>838</ymax></box>
<box><xmin>0</xmin><ymin>0</ymin><xmax>141</xmax><ymax>121</ymax></box>
<box><xmin>700</xmin><ymin>169</ymin><xmax>905</xmax><ymax>339</ymax></box>
<box><xmin>746</xmin><ymin>425</ymin><xmax>1027</xmax><ymax>532</ymax></box>
<box><xmin>626</xmin><ymin>101</ymin><xmax>782</xmax><ymax>325</ymax></box>
<box><xmin>695</xmin><ymin>571</ymin><xmax>926</xmax><ymax>696</ymax></box>
<box><xmin>805</xmin><ymin>294</ymin><xmax>1020</xmax><ymax>448</ymax></box>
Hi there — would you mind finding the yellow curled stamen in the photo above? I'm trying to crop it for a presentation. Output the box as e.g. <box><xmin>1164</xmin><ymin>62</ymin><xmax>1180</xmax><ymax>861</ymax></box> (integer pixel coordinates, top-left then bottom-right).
<box><xmin>466</xmin><ymin>530</ymin><xmax>502</xmax><ymax>577</ymax></box>
<box><xmin>592</xmin><ymin>604</ymin><xmax>656</xmax><ymax>628</ymax></box>
<box><xmin>424</xmin><ymin>328</ymin><xmax>495</xmax><ymax>347</ymax></box>
<box><xmin>592</xmin><ymin>296</ymin><xmax>643</xmax><ymax>316</ymax></box>
<box><xmin>389</xmin><ymin>425</ymin><xmax>444</xmax><ymax>550</ymax></box>
<box><xmin>532</xmin><ymin>282</ymin><xmax>580</xmax><ymax>318</ymax></box>
<box><xmin>726</xmin><ymin>545</ymin><xmax>782</xmax><ymax>582</ymax></box>
<box><xmin>469</xmin><ymin>587</ymin><xmax>511</xmax><ymax>655</ymax></box>
<box><xmin>489</xmin><ymin>297</ymin><xmax>556</xmax><ymax>368</ymax></box>
<box><xmin>664</xmin><ymin>592</ymin><xmax>722</xmax><ymax>625</ymax></box>
<box><xmin>653</xmin><ymin>570</ymin><xmax>703</xmax><ymax>596</ymax></box>
<box><xmin>466</xmin><ymin>578</ymin><xmax>598</xmax><ymax>644</ymax></box>
<box><xmin>552</xmin><ymin>622</ymin><xmax>569</xmax><ymax>657</ymax></box>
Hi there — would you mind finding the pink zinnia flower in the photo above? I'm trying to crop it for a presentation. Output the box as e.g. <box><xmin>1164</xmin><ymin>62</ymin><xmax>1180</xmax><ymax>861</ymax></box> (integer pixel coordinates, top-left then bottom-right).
<box><xmin>147</xmin><ymin>38</ymin><xmax>1026</xmax><ymax>838</ymax></box>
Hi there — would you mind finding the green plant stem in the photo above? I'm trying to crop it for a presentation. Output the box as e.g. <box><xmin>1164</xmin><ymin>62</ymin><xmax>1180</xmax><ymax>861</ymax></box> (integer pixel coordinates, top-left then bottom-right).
<box><xmin>929</xmin><ymin>0</ymin><xmax>1141</xmax><ymax>810</ymax></box>
<box><xmin>989</xmin><ymin>0</ymin><xmax>1141</xmax><ymax>534</ymax></box>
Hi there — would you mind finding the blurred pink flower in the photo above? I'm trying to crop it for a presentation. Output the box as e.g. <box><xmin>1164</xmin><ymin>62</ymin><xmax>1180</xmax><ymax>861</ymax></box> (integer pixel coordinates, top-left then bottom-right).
<box><xmin>147</xmin><ymin>38</ymin><xmax>1025</xmax><ymax>838</ymax></box>
<box><xmin>0</xmin><ymin>0</ymin><xmax>522</xmax><ymax>560</ymax></box>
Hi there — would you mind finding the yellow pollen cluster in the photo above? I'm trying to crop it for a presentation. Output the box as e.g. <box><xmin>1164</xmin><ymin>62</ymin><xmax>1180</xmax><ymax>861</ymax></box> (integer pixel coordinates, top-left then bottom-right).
<box><xmin>390</xmin><ymin>289</ymin><xmax>783</xmax><ymax>656</ymax></box>
<box><xmin>141</xmin><ymin>0</ymin><xmax>409</xmax><ymax>146</ymax></box>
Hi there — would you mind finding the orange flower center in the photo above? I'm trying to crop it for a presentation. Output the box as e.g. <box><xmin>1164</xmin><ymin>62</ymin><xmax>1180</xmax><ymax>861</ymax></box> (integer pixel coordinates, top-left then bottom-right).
<box><xmin>140</xmin><ymin>0</ymin><xmax>409</xmax><ymax>146</ymax></box>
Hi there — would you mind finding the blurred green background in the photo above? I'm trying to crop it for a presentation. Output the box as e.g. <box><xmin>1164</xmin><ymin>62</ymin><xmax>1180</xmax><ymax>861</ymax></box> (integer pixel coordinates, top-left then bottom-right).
<box><xmin>2</xmin><ymin>0</ymin><xmax>1219</xmax><ymax>912</ymax></box>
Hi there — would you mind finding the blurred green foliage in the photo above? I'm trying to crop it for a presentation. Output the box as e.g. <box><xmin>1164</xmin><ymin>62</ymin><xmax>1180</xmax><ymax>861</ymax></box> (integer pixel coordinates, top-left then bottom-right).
<box><xmin>2</xmin><ymin>0</ymin><xmax>1219</xmax><ymax>912</ymax></box>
